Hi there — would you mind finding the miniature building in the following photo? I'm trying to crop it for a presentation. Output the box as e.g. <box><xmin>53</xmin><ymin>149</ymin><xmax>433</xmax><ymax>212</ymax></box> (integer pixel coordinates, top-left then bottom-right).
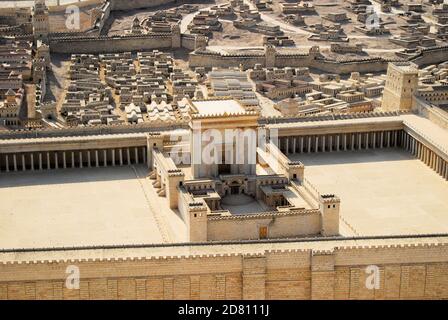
<box><xmin>256</xmin><ymin>79</ymin><xmax>313</xmax><ymax>99</ymax></box>
<box><xmin>207</xmin><ymin>69</ymin><xmax>259</xmax><ymax>106</ymax></box>
<box><xmin>323</xmin><ymin>12</ymin><xmax>350</xmax><ymax>23</ymax></box>
<box><xmin>382</xmin><ymin>62</ymin><xmax>419</xmax><ymax>111</ymax></box>
<box><xmin>32</xmin><ymin>0</ymin><xmax>50</xmax><ymax>42</ymax></box>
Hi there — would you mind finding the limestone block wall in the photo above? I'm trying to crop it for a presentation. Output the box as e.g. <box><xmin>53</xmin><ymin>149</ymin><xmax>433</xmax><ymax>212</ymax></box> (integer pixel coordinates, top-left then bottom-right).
<box><xmin>1</xmin><ymin>238</ymin><xmax>448</xmax><ymax>299</ymax></box>
<box><xmin>189</xmin><ymin>51</ymin><xmax>392</xmax><ymax>74</ymax></box>
<box><xmin>410</xmin><ymin>45</ymin><xmax>448</xmax><ymax>67</ymax></box>
<box><xmin>190</xmin><ymin>45</ymin><xmax>448</xmax><ymax>74</ymax></box>
<box><xmin>50</xmin><ymin>34</ymin><xmax>175</xmax><ymax>54</ymax></box>
<box><xmin>189</xmin><ymin>51</ymin><xmax>265</xmax><ymax>69</ymax></box>
<box><xmin>207</xmin><ymin>211</ymin><xmax>321</xmax><ymax>241</ymax></box>
<box><xmin>181</xmin><ymin>34</ymin><xmax>196</xmax><ymax>51</ymax></box>
<box><xmin>414</xmin><ymin>97</ymin><xmax>448</xmax><ymax>130</ymax></box>
<box><xmin>109</xmin><ymin>0</ymin><xmax>176</xmax><ymax>11</ymax></box>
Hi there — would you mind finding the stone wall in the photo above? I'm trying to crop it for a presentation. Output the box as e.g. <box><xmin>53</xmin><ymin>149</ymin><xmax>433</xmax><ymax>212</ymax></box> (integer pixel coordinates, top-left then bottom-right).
<box><xmin>414</xmin><ymin>97</ymin><xmax>448</xmax><ymax>130</ymax></box>
<box><xmin>49</xmin><ymin>34</ymin><xmax>175</xmax><ymax>54</ymax></box>
<box><xmin>207</xmin><ymin>210</ymin><xmax>321</xmax><ymax>241</ymax></box>
<box><xmin>109</xmin><ymin>0</ymin><xmax>176</xmax><ymax>11</ymax></box>
<box><xmin>181</xmin><ymin>34</ymin><xmax>196</xmax><ymax>51</ymax></box>
<box><xmin>410</xmin><ymin>45</ymin><xmax>448</xmax><ymax>67</ymax></box>
<box><xmin>190</xmin><ymin>45</ymin><xmax>448</xmax><ymax>74</ymax></box>
<box><xmin>1</xmin><ymin>237</ymin><xmax>448</xmax><ymax>299</ymax></box>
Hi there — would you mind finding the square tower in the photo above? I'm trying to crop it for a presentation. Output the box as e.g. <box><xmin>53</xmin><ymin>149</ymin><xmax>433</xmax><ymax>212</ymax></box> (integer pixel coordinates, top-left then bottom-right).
<box><xmin>381</xmin><ymin>62</ymin><xmax>418</xmax><ymax>111</ymax></box>
<box><xmin>32</xmin><ymin>0</ymin><xmax>50</xmax><ymax>42</ymax></box>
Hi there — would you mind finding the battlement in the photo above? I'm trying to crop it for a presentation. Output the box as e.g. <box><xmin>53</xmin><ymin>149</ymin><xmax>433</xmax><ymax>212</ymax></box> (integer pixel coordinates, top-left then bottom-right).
<box><xmin>320</xmin><ymin>194</ymin><xmax>340</xmax><ymax>204</ymax></box>
<box><xmin>208</xmin><ymin>208</ymin><xmax>320</xmax><ymax>221</ymax></box>
<box><xmin>0</xmin><ymin>235</ymin><xmax>447</xmax><ymax>265</ymax></box>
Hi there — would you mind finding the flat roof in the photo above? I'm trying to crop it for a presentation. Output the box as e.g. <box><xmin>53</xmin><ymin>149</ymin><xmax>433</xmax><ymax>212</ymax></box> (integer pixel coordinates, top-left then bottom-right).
<box><xmin>193</xmin><ymin>99</ymin><xmax>246</xmax><ymax>116</ymax></box>
<box><xmin>289</xmin><ymin>148</ymin><xmax>448</xmax><ymax>236</ymax></box>
<box><xmin>0</xmin><ymin>166</ymin><xmax>187</xmax><ymax>249</ymax></box>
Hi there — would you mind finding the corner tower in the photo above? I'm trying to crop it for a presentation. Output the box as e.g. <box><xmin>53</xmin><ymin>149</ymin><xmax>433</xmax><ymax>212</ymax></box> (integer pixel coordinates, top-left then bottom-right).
<box><xmin>381</xmin><ymin>62</ymin><xmax>418</xmax><ymax>111</ymax></box>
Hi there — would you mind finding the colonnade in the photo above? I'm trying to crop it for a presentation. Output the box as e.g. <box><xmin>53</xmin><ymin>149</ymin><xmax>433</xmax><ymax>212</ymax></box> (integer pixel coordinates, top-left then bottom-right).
<box><xmin>277</xmin><ymin>129</ymin><xmax>448</xmax><ymax>181</ymax></box>
<box><xmin>278</xmin><ymin>130</ymin><xmax>403</xmax><ymax>155</ymax></box>
<box><xmin>0</xmin><ymin>146</ymin><xmax>147</xmax><ymax>173</ymax></box>
<box><xmin>403</xmin><ymin>132</ymin><xmax>448</xmax><ymax>180</ymax></box>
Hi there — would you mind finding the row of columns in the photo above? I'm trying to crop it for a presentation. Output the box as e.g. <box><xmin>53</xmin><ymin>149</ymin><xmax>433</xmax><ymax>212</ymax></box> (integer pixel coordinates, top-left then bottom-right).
<box><xmin>279</xmin><ymin>130</ymin><xmax>402</xmax><ymax>155</ymax></box>
<box><xmin>0</xmin><ymin>147</ymin><xmax>148</xmax><ymax>173</ymax></box>
<box><xmin>403</xmin><ymin>132</ymin><xmax>448</xmax><ymax>180</ymax></box>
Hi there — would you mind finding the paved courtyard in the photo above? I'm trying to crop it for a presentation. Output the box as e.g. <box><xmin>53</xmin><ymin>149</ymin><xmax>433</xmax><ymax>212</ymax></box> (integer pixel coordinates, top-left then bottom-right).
<box><xmin>289</xmin><ymin>148</ymin><xmax>448</xmax><ymax>236</ymax></box>
<box><xmin>0</xmin><ymin>166</ymin><xmax>187</xmax><ymax>249</ymax></box>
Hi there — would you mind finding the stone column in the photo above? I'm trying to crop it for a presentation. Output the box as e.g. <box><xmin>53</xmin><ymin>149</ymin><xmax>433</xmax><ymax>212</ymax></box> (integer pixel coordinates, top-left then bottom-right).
<box><xmin>336</xmin><ymin>135</ymin><xmax>340</xmax><ymax>152</ymax></box>
<box><xmin>358</xmin><ymin>133</ymin><xmax>362</xmax><ymax>150</ymax></box>
<box><xmin>103</xmin><ymin>150</ymin><xmax>107</xmax><ymax>167</ymax></box>
<box><xmin>343</xmin><ymin>134</ymin><xmax>347</xmax><ymax>151</ymax></box>
<box><xmin>112</xmin><ymin>149</ymin><xmax>116</xmax><ymax>166</ymax></box>
<box><xmin>30</xmin><ymin>154</ymin><xmax>34</xmax><ymax>171</ymax></box>
<box><xmin>119</xmin><ymin>148</ymin><xmax>123</xmax><ymax>166</ymax></box>
<box><xmin>300</xmin><ymin>137</ymin><xmax>304</xmax><ymax>153</ymax></box>
<box><xmin>308</xmin><ymin>137</ymin><xmax>312</xmax><ymax>153</ymax></box>
<box><xmin>315</xmin><ymin>136</ymin><xmax>319</xmax><ymax>152</ymax></box>
<box><xmin>13</xmin><ymin>154</ymin><xmax>17</xmax><ymax>171</ymax></box>
<box><xmin>142</xmin><ymin>147</ymin><xmax>147</xmax><ymax>164</ymax></box>
<box><xmin>95</xmin><ymin>150</ymin><xmax>99</xmax><ymax>167</ymax></box>
<box><xmin>285</xmin><ymin>138</ymin><xmax>289</xmax><ymax>155</ymax></box>
<box><xmin>55</xmin><ymin>153</ymin><xmax>59</xmax><ymax>169</ymax></box>
<box><xmin>135</xmin><ymin>147</ymin><xmax>139</xmax><ymax>164</ymax></box>
<box><xmin>322</xmin><ymin>135</ymin><xmax>326</xmax><ymax>152</ymax></box>
<box><xmin>444</xmin><ymin>161</ymin><xmax>448</xmax><ymax>180</ymax></box>
<box><xmin>372</xmin><ymin>132</ymin><xmax>376</xmax><ymax>149</ymax></box>
<box><xmin>87</xmin><ymin>151</ymin><xmax>91</xmax><ymax>168</ymax></box>
<box><xmin>365</xmin><ymin>133</ymin><xmax>369</xmax><ymax>150</ymax></box>
<box><xmin>5</xmin><ymin>155</ymin><xmax>9</xmax><ymax>172</ymax></box>
<box><xmin>329</xmin><ymin>135</ymin><xmax>333</xmax><ymax>152</ymax></box>
<box><xmin>292</xmin><ymin>137</ymin><xmax>296</xmax><ymax>154</ymax></box>
<box><xmin>127</xmin><ymin>148</ymin><xmax>131</xmax><ymax>165</ymax></box>
<box><xmin>71</xmin><ymin>152</ymin><xmax>75</xmax><ymax>169</ymax></box>
<box><xmin>21</xmin><ymin>154</ymin><xmax>26</xmax><ymax>171</ymax></box>
<box><xmin>380</xmin><ymin>131</ymin><xmax>384</xmax><ymax>149</ymax></box>
<box><xmin>79</xmin><ymin>151</ymin><xmax>83</xmax><ymax>168</ymax></box>
<box><xmin>63</xmin><ymin>152</ymin><xmax>67</xmax><ymax>169</ymax></box>
<box><xmin>46</xmin><ymin>152</ymin><xmax>51</xmax><ymax>170</ymax></box>
<box><xmin>39</xmin><ymin>153</ymin><xmax>43</xmax><ymax>170</ymax></box>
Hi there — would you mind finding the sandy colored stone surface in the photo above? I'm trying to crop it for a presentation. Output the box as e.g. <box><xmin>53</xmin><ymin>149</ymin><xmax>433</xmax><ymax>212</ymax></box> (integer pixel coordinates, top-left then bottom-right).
<box><xmin>289</xmin><ymin>148</ymin><xmax>448</xmax><ymax>236</ymax></box>
<box><xmin>0</xmin><ymin>165</ymin><xmax>187</xmax><ymax>249</ymax></box>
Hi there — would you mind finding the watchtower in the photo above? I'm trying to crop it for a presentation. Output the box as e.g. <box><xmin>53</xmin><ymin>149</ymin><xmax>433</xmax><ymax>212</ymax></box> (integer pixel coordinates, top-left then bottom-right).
<box><xmin>381</xmin><ymin>62</ymin><xmax>418</xmax><ymax>111</ymax></box>
<box><xmin>265</xmin><ymin>45</ymin><xmax>276</xmax><ymax>68</ymax></box>
<box><xmin>319</xmin><ymin>194</ymin><xmax>340</xmax><ymax>236</ymax></box>
<box><xmin>32</xmin><ymin>0</ymin><xmax>50</xmax><ymax>42</ymax></box>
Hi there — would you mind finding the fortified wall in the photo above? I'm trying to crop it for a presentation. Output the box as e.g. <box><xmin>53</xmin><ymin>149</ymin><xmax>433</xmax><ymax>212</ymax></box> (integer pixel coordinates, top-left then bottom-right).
<box><xmin>189</xmin><ymin>46</ymin><xmax>448</xmax><ymax>74</ymax></box>
<box><xmin>49</xmin><ymin>33</ymin><xmax>179</xmax><ymax>54</ymax></box>
<box><xmin>109</xmin><ymin>0</ymin><xmax>177</xmax><ymax>11</ymax></box>
<box><xmin>1</xmin><ymin>236</ymin><xmax>448</xmax><ymax>299</ymax></box>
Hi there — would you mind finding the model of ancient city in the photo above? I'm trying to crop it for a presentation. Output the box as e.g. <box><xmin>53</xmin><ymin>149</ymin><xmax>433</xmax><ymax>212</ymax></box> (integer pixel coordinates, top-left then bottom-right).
<box><xmin>0</xmin><ymin>0</ymin><xmax>448</xmax><ymax>300</ymax></box>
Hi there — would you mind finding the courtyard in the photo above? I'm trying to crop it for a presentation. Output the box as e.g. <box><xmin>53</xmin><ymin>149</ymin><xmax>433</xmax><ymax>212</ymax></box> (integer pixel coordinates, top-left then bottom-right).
<box><xmin>289</xmin><ymin>148</ymin><xmax>448</xmax><ymax>236</ymax></box>
<box><xmin>0</xmin><ymin>165</ymin><xmax>188</xmax><ymax>249</ymax></box>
